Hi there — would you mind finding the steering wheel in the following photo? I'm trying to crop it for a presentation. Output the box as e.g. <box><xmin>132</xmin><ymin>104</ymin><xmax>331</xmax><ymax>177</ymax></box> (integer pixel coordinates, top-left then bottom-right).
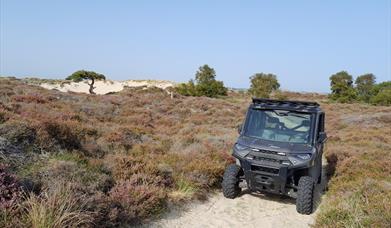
<box><xmin>291</xmin><ymin>120</ymin><xmax>310</xmax><ymax>131</ymax></box>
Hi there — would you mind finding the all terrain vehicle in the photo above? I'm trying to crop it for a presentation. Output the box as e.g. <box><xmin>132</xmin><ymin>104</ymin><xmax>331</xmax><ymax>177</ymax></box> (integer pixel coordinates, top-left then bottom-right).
<box><xmin>222</xmin><ymin>98</ymin><xmax>327</xmax><ymax>214</ymax></box>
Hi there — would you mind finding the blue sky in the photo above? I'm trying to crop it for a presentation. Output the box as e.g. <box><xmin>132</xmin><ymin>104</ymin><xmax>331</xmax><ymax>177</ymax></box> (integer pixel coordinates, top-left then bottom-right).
<box><xmin>1</xmin><ymin>1</ymin><xmax>390</xmax><ymax>92</ymax></box>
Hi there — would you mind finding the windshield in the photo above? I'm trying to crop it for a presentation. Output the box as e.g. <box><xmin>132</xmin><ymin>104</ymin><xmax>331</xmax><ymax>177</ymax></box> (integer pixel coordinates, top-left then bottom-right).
<box><xmin>243</xmin><ymin>109</ymin><xmax>313</xmax><ymax>144</ymax></box>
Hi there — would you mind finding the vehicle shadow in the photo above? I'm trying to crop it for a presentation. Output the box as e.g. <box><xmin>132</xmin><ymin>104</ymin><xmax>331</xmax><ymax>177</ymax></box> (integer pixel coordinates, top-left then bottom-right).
<box><xmin>239</xmin><ymin>189</ymin><xmax>296</xmax><ymax>205</ymax></box>
<box><xmin>238</xmin><ymin>163</ymin><xmax>329</xmax><ymax>212</ymax></box>
<box><xmin>313</xmin><ymin>163</ymin><xmax>329</xmax><ymax>211</ymax></box>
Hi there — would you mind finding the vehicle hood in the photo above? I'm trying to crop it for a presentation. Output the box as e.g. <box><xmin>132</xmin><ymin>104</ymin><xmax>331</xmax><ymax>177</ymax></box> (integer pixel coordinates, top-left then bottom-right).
<box><xmin>237</xmin><ymin>136</ymin><xmax>313</xmax><ymax>154</ymax></box>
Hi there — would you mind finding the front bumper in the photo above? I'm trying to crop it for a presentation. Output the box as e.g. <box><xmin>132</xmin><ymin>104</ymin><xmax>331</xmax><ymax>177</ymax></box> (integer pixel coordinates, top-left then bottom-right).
<box><xmin>239</xmin><ymin>157</ymin><xmax>289</xmax><ymax>194</ymax></box>
<box><xmin>233</xmin><ymin>149</ymin><xmax>313</xmax><ymax>195</ymax></box>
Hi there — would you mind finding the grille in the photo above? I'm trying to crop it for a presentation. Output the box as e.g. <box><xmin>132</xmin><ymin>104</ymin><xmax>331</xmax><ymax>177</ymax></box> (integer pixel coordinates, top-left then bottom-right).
<box><xmin>249</xmin><ymin>149</ymin><xmax>291</xmax><ymax>166</ymax></box>
<box><xmin>253</xmin><ymin>156</ymin><xmax>279</xmax><ymax>164</ymax></box>
<box><xmin>253</xmin><ymin>149</ymin><xmax>282</xmax><ymax>155</ymax></box>
<box><xmin>251</xmin><ymin>165</ymin><xmax>279</xmax><ymax>174</ymax></box>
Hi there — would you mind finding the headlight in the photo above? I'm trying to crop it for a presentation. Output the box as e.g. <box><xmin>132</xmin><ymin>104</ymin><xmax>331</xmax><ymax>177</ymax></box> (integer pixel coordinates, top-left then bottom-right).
<box><xmin>233</xmin><ymin>143</ymin><xmax>250</xmax><ymax>157</ymax></box>
<box><xmin>234</xmin><ymin>143</ymin><xmax>248</xmax><ymax>150</ymax></box>
<box><xmin>295</xmin><ymin>154</ymin><xmax>311</xmax><ymax>160</ymax></box>
<box><xmin>288</xmin><ymin>153</ymin><xmax>312</xmax><ymax>165</ymax></box>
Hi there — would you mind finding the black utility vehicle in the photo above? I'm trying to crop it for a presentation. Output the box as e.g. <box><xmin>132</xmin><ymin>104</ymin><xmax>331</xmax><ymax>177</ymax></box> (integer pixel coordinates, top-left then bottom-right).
<box><xmin>222</xmin><ymin>98</ymin><xmax>327</xmax><ymax>214</ymax></box>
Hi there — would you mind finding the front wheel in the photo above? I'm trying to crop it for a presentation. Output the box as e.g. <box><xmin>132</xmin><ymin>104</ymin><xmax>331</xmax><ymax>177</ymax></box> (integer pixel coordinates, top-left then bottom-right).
<box><xmin>222</xmin><ymin>164</ymin><xmax>242</xmax><ymax>199</ymax></box>
<box><xmin>296</xmin><ymin>176</ymin><xmax>315</xmax><ymax>214</ymax></box>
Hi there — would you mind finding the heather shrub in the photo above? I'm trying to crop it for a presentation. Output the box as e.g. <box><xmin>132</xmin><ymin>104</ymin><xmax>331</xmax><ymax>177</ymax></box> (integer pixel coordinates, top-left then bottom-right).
<box><xmin>104</xmin><ymin>127</ymin><xmax>144</xmax><ymax>151</ymax></box>
<box><xmin>108</xmin><ymin>177</ymin><xmax>166</xmax><ymax>223</ymax></box>
<box><xmin>0</xmin><ymin>164</ymin><xmax>22</xmax><ymax>210</ymax></box>
<box><xmin>0</xmin><ymin>120</ymin><xmax>36</xmax><ymax>148</ymax></box>
<box><xmin>107</xmin><ymin>153</ymin><xmax>173</xmax><ymax>188</ymax></box>
<box><xmin>316</xmin><ymin>102</ymin><xmax>391</xmax><ymax>227</ymax></box>
<box><xmin>182</xmin><ymin>151</ymin><xmax>228</xmax><ymax>188</ymax></box>
<box><xmin>81</xmin><ymin>140</ymin><xmax>105</xmax><ymax>158</ymax></box>
<box><xmin>11</xmin><ymin>94</ymin><xmax>50</xmax><ymax>104</ymax></box>
<box><xmin>37</xmin><ymin>157</ymin><xmax>114</xmax><ymax>194</ymax></box>
<box><xmin>0</xmin><ymin>164</ymin><xmax>23</xmax><ymax>228</ymax></box>
<box><xmin>35</xmin><ymin>120</ymin><xmax>85</xmax><ymax>151</ymax></box>
<box><xmin>0</xmin><ymin>111</ymin><xmax>7</xmax><ymax>124</ymax></box>
<box><xmin>0</xmin><ymin>205</ymin><xmax>22</xmax><ymax>228</ymax></box>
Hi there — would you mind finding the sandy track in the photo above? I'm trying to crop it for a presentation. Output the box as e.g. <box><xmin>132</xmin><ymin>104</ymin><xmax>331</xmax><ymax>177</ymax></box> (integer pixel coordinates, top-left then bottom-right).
<box><xmin>145</xmin><ymin>165</ymin><xmax>327</xmax><ymax>228</ymax></box>
<box><xmin>146</xmin><ymin>193</ymin><xmax>316</xmax><ymax>228</ymax></box>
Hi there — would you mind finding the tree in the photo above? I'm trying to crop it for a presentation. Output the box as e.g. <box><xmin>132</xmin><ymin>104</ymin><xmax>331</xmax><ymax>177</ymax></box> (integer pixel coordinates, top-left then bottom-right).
<box><xmin>248</xmin><ymin>73</ymin><xmax>280</xmax><ymax>98</ymax></box>
<box><xmin>194</xmin><ymin>65</ymin><xmax>228</xmax><ymax>97</ymax></box>
<box><xmin>329</xmin><ymin>71</ymin><xmax>356</xmax><ymax>102</ymax></box>
<box><xmin>176</xmin><ymin>65</ymin><xmax>227</xmax><ymax>98</ymax></box>
<box><xmin>370</xmin><ymin>81</ymin><xmax>391</xmax><ymax>105</ymax></box>
<box><xmin>355</xmin><ymin>73</ymin><xmax>376</xmax><ymax>102</ymax></box>
<box><xmin>195</xmin><ymin>65</ymin><xmax>216</xmax><ymax>84</ymax></box>
<box><xmin>66</xmin><ymin>70</ymin><xmax>106</xmax><ymax>94</ymax></box>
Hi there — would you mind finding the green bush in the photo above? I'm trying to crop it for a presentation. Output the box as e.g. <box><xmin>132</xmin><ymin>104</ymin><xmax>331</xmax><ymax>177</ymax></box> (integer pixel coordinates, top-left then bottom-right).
<box><xmin>329</xmin><ymin>71</ymin><xmax>357</xmax><ymax>103</ymax></box>
<box><xmin>176</xmin><ymin>65</ymin><xmax>227</xmax><ymax>98</ymax></box>
<box><xmin>329</xmin><ymin>71</ymin><xmax>390</xmax><ymax>106</ymax></box>
<box><xmin>175</xmin><ymin>80</ymin><xmax>198</xmax><ymax>96</ymax></box>
<box><xmin>370</xmin><ymin>88</ymin><xmax>391</xmax><ymax>106</ymax></box>
<box><xmin>355</xmin><ymin>73</ymin><xmax>376</xmax><ymax>102</ymax></box>
<box><xmin>248</xmin><ymin>73</ymin><xmax>280</xmax><ymax>98</ymax></box>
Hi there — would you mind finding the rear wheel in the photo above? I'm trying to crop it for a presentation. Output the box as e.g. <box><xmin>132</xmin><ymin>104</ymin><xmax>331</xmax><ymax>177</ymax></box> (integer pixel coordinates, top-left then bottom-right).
<box><xmin>222</xmin><ymin>164</ymin><xmax>242</xmax><ymax>199</ymax></box>
<box><xmin>296</xmin><ymin>176</ymin><xmax>315</xmax><ymax>214</ymax></box>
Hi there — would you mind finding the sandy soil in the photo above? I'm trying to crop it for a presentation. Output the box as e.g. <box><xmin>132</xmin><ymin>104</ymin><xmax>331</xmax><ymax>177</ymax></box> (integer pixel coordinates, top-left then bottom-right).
<box><xmin>146</xmin><ymin>193</ymin><xmax>315</xmax><ymax>228</ymax></box>
<box><xmin>144</xmin><ymin>165</ymin><xmax>327</xmax><ymax>228</ymax></box>
<box><xmin>40</xmin><ymin>80</ymin><xmax>175</xmax><ymax>94</ymax></box>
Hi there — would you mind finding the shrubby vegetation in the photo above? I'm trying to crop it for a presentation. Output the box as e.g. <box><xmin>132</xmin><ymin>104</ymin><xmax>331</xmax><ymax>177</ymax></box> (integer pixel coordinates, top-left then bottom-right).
<box><xmin>329</xmin><ymin>71</ymin><xmax>390</xmax><ymax>105</ymax></box>
<box><xmin>355</xmin><ymin>73</ymin><xmax>376</xmax><ymax>102</ymax></box>
<box><xmin>248</xmin><ymin>73</ymin><xmax>280</xmax><ymax>98</ymax></box>
<box><xmin>0</xmin><ymin>77</ymin><xmax>241</xmax><ymax>227</ymax></box>
<box><xmin>329</xmin><ymin>71</ymin><xmax>357</xmax><ymax>103</ymax></box>
<box><xmin>315</xmin><ymin>103</ymin><xmax>391</xmax><ymax>227</ymax></box>
<box><xmin>176</xmin><ymin>65</ymin><xmax>228</xmax><ymax>98</ymax></box>
<box><xmin>0</xmin><ymin>76</ymin><xmax>390</xmax><ymax>227</ymax></box>
<box><xmin>369</xmin><ymin>81</ymin><xmax>391</xmax><ymax>106</ymax></box>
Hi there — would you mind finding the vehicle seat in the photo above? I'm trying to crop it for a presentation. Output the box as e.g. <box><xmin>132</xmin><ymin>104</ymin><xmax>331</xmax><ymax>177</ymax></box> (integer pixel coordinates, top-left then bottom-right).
<box><xmin>289</xmin><ymin>120</ymin><xmax>311</xmax><ymax>143</ymax></box>
<box><xmin>262</xmin><ymin>117</ymin><xmax>280</xmax><ymax>140</ymax></box>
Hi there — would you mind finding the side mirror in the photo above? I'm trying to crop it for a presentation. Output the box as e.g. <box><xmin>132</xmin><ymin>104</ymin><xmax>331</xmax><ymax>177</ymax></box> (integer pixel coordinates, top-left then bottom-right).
<box><xmin>318</xmin><ymin>132</ymin><xmax>328</xmax><ymax>143</ymax></box>
<box><xmin>237</xmin><ymin>124</ymin><xmax>243</xmax><ymax>134</ymax></box>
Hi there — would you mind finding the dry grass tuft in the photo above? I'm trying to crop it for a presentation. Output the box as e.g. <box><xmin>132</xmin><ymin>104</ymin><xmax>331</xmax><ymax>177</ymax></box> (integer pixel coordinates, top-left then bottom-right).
<box><xmin>23</xmin><ymin>183</ymin><xmax>93</xmax><ymax>228</ymax></box>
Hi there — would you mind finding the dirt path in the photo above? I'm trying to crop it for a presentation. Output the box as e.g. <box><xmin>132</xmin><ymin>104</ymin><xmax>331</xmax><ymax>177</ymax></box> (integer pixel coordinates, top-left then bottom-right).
<box><xmin>145</xmin><ymin>165</ymin><xmax>327</xmax><ymax>228</ymax></box>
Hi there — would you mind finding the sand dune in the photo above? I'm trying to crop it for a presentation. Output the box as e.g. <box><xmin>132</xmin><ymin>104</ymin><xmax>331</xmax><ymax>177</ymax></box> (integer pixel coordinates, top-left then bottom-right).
<box><xmin>39</xmin><ymin>80</ymin><xmax>175</xmax><ymax>94</ymax></box>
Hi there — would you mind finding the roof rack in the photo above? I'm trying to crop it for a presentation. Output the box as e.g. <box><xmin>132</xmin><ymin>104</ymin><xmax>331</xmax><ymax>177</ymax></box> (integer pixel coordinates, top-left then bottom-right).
<box><xmin>252</xmin><ymin>98</ymin><xmax>320</xmax><ymax>112</ymax></box>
